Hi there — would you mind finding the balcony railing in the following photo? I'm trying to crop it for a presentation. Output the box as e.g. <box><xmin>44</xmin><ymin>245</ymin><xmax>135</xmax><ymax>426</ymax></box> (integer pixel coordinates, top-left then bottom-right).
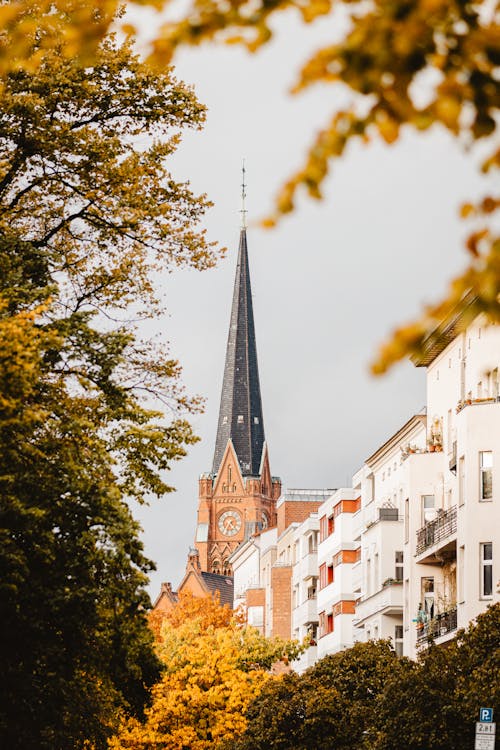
<box><xmin>416</xmin><ymin>607</ymin><xmax>457</xmax><ymax>644</ymax></box>
<box><xmin>416</xmin><ymin>506</ymin><xmax>457</xmax><ymax>555</ymax></box>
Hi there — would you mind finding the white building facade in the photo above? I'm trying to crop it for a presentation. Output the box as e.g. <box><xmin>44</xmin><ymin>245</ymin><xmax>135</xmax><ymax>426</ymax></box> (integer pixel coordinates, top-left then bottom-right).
<box><xmin>406</xmin><ymin>313</ymin><xmax>500</xmax><ymax>657</ymax></box>
<box><xmin>317</xmin><ymin>489</ymin><xmax>361</xmax><ymax>658</ymax></box>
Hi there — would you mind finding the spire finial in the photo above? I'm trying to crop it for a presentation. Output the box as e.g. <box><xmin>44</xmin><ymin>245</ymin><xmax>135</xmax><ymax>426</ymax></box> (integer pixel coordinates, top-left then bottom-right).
<box><xmin>240</xmin><ymin>160</ymin><xmax>247</xmax><ymax>229</ymax></box>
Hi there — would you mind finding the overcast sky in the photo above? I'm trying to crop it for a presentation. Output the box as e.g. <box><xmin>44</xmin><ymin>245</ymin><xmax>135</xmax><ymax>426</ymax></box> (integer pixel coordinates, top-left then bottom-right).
<box><xmin>128</xmin><ymin>8</ymin><xmax>494</xmax><ymax>597</ymax></box>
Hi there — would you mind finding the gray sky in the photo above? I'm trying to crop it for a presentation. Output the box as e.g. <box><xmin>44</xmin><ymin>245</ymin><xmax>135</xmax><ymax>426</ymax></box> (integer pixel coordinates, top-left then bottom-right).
<box><xmin>129</xmin><ymin>9</ymin><xmax>494</xmax><ymax>597</ymax></box>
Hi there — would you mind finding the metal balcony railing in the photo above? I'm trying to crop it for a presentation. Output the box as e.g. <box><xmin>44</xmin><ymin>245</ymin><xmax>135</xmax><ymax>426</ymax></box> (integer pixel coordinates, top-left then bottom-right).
<box><xmin>416</xmin><ymin>506</ymin><xmax>457</xmax><ymax>555</ymax></box>
<box><xmin>416</xmin><ymin>607</ymin><xmax>458</xmax><ymax>644</ymax></box>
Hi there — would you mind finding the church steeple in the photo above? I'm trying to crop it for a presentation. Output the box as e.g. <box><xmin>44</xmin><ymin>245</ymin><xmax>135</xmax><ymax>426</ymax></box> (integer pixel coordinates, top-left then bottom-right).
<box><xmin>212</xmin><ymin>228</ymin><xmax>265</xmax><ymax>477</ymax></box>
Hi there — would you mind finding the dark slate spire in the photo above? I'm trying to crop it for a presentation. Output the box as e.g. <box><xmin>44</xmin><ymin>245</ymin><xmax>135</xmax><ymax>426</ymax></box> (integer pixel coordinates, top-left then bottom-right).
<box><xmin>212</xmin><ymin>229</ymin><xmax>265</xmax><ymax>476</ymax></box>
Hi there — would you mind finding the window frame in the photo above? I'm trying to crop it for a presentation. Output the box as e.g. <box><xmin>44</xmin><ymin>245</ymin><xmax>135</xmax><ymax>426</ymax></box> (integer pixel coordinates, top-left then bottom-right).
<box><xmin>480</xmin><ymin>542</ymin><xmax>493</xmax><ymax>599</ymax></box>
<box><xmin>479</xmin><ymin>451</ymin><xmax>493</xmax><ymax>501</ymax></box>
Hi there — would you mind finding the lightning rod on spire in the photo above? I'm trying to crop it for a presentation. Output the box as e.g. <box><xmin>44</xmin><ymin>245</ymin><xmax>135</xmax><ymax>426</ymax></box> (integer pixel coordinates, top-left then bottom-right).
<box><xmin>240</xmin><ymin>160</ymin><xmax>247</xmax><ymax>229</ymax></box>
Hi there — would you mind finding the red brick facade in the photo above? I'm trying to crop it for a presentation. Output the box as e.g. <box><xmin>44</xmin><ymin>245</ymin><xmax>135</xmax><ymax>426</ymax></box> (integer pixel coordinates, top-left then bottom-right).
<box><xmin>195</xmin><ymin>441</ymin><xmax>281</xmax><ymax>574</ymax></box>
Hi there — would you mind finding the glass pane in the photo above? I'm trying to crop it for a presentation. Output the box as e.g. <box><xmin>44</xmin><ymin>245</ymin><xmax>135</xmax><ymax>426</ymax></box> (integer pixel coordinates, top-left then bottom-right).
<box><xmin>482</xmin><ymin>469</ymin><xmax>493</xmax><ymax>499</ymax></box>
<box><xmin>483</xmin><ymin>543</ymin><xmax>493</xmax><ymax>561</ymax></box>
<box><xmin>481</xmin><ymin>451</ymin><xmax>493</xmax><ymax>468</ymax></box>
<box><xmin>483</xmin><ymin>565</ymin><xmax>493</xmax><ymax>597</ymax></box>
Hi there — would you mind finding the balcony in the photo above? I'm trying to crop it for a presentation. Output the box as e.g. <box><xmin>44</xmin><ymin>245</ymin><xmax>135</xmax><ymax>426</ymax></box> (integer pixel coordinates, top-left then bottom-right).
<box><xmin>293</xmin><ymin>596</ymin><xmax>318</xmax><ymax>628</ymax></box>
<box><xmin>416</xmin><ymin>506</ymin><xmax>457</xmax><ymax>559</ymax></box>
<box><xmin>354</xmin><ymin>581</ymin><xmax>403</xmax><ymax>626</ymax></box>
<box><xmin>364</xmin><ymin>505</ymin><xmax>399</xmax><ymax>530</ymax></box>
<box><xmin>416</xmin><ymin>607</ymin><xmax>457</xmax><ymax>646</ymax></box>
<box><xmin>294</xmin><ymin>553</ymin><xmax>318</xmax><ymax>581</ymax></box>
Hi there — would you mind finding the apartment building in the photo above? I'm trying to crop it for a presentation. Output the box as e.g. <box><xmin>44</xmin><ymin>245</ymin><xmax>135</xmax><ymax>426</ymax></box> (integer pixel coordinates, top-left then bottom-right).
<box><xmin>229</xmin><ymin>310</ymin><xmax>499</xmax><ymax>668</ymax></box>
<box><xmin>406</xmin><ymin>312</ymin><xmax>500</xmax><ymax>657</ymax></box>
<box><xmin>353</xmin><ymin>414</ymin><xmax>428</xmax><ymax>655</ymax></box>
<box><xmin>229</xmin><ymin>489</ymin><xmax>331</xmax><ymax>639</ymax></box>
<box><xmin>317</xmin><ymin>489</ymin><xmax>361</xmax><ymax>658</ymax></box>
<box><xmin>291</xmin><ymin>514</ymin><xmax>320</xmax><ymax>673</ymax></box>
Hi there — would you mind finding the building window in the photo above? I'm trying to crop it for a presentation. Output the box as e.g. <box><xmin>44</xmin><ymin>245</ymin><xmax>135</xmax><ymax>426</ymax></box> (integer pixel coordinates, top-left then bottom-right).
<box><xmin>394</xmin><ymin>625</ymin><xmax>403</xmax><ymax>657</ymax></box>
<box><xmin>319</xmin><ymin>515</ymin><xmax>328</xmax><ymax>542</ymax></box>
<box><xmin>327</xmin><ymin>515</ymin><xmax>334</xmax><ymax>535</ymax></box>
<box><xmin>319</xmin><ymin>563</ymin><xmax>327</xmax><ymax>590</ymax></box>
<box><xmin>395</xmin><ymin>551</ymin><xmax>404</xmax><ymax>581</ymax></box>
<box><xmin>421</xmin><ymin>577</ymin><xmax>435</xmax><ymax>619</ymax></box>
<box><xmin>405</xmin><ymin>498</ymin><xmax>409</xmax><ymax>543</ymax></box>
<box><xmin>253</xmin><ymin>416</ymin><xmax>259</xmax><ymax>424</ymax></box>
<box><xmin>237</xmin><ymin>415</ymin><xmax>244</xmax><ymax>424</ymax></box>
<box><xmin>327</xmin><ymin>564</ymin><xmax>334</xmax><ymax>585</ymax></box>
<box><xmin>319</xmin><ymin>611</ymin><xmax>325</xmax><ymax>637</ymax></box>
<box><xmin>307</xmin><ymin>579</ymin><xmax>317</xmax><ymax>600</ymax></box>
<box><xmin>308</xmin><ymin>534</ymin><xmax>317</xmax><ymax>554</ymax></box>
<box><xmin>480</xmin><ymin>451</ymin><xmax>493</xmax><ymax>500</ymax></box>
<box><xmin>480</xmin><ymin>543</ymin><xmax>493</xmax><ymax>598</ymax></box>
<box><xmin>422</xmin><ymin>494</ymin><xmax>436</xmax><ymax>524</ymax></box>
<box><xmin>326</xmin><ymin>613</ymin><xmax>334</xmax><ymax>634</ymax></box>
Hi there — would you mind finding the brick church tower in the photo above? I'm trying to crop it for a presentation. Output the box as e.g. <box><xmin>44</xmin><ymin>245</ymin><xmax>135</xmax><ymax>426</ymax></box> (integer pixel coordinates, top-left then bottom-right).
<box><xmin>194</xmin><ymin>226</ymin><xmax>281</xmax><ymax>575</ymax></box>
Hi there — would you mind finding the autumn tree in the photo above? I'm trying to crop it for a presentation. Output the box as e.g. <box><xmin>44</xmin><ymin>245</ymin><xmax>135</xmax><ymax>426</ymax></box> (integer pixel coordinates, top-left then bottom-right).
<box><xmin>111</xmin><ymin>592</ymin><xmax>304</xmax><ymax>750</ymax></box>
<box><xmin>150</xmin><ymin>0</ymin><xmax>499</xmax><ymax>372</ymax></box>
<box><xmin>0</xmin><ymin>33</ymin><xmax>218</xmax><ymax>750</ymax></box>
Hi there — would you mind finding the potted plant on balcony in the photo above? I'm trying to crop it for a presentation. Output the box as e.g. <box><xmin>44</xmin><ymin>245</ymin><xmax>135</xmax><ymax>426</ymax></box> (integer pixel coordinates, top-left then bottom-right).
<box><xmin>428</xmin><ymin>416</ymin><xmax>443</xmax><ymax>452</ymax></box>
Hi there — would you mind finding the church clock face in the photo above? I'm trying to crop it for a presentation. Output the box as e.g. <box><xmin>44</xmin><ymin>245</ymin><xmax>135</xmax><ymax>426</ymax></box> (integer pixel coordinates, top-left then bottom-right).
<box><xmin>218</xmin><ymin>510</ymin><xmax>242</xmax><ymax>537</ymax></box>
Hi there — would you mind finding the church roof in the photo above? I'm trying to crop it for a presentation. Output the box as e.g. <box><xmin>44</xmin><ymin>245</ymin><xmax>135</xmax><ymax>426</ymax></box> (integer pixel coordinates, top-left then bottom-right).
<box><xmin>212</xmin><ymin>228</ymin><xmax>265</xmax><ymax>477</ymax></box>
<box><xmin>200</xmin><ymin>572</ymin><xmax>234</xmax><ymax>607</ymax></box>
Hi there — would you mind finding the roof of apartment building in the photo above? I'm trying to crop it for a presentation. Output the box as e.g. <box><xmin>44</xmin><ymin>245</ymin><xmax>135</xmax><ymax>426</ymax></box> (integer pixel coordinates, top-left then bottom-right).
<box><xmin>365</xmin><ymin>412</ymin><xmax>427</xmax><ymax>467</ymax></box>
<box><xmin>277</xmin><ymin>488</ymin><xmax>336</xmax><ymax>505</ymax></box>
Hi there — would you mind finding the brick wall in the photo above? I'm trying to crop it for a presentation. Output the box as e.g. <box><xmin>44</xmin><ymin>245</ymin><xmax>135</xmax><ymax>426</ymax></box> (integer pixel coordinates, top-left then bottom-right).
<box><xmin>277</xmin><ymin>500</ymin><xmax>322</xmax><ymax>536</ymax></box>
<box><xmin>271</xmin><ymin>566</ymin><xmax>292</xmax><ymax>638</ymax></box>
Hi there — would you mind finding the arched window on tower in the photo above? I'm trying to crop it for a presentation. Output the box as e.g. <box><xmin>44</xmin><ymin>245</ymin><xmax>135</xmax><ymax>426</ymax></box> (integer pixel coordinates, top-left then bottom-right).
<box><xmin>212</xmin><ymin>559</ymin><xmax>221</xmax><ymax>575</ymax></box>
<box><xmin>222</xmin><ymin>561</ymin><xmax>232</xmax><ymax>576</ymax></box>
<box><xmin>228</xmin><ymin>465</ymin><xmax>232</xmax><ymax>483</ymax></box>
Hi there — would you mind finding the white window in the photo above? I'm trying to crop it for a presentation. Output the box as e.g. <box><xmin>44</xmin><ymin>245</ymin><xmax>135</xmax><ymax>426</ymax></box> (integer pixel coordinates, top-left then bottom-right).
<box><xmin>237</xmin><ymin>414</ymin><xmax>244</xmax><ymax>424</ymax></box>
<box><xmin>480</xmin><ymin>452</ymin><xmax>493</xmax><ymax>500</ymax></box>
<box><xmin>480</xmin><ymin>543</ymin><xmax>493</xmax><ymax>598</ymax></box>
<box><xmin>394</xmin><ymin>625</ymin><xmax>404</xmax><ymax>657</ymax></box>
<box><xmin>395</xmin><ymin>551</ymin><xmax>404</xmax><ymax>581</ymax></box>
<box><xmin>253</xmin><ymin>416</ymin><xmax>259</xmax><ymax>424</ymax></box>
<box><xmin>422</xmin><ymin>494</ymin><xmax>436</xmax><ymax>524</ymax></box>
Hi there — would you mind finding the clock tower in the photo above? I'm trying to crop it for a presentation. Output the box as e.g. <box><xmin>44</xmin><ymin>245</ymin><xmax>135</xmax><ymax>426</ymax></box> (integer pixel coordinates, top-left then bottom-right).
<box><xmin>194</xmin><ymin>226</ymin><xmax>281</xmax><ymax>575</ymax></box>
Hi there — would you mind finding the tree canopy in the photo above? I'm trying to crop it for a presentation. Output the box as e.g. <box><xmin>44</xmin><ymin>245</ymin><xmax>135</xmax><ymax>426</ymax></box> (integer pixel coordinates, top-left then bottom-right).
<box><xmin>231</xmin><ymin>604</ymin><xmax>500</xmax><ymax>750</ymax></box>
<box><xmin>0</xmin><ymin>33</ymin><xmax>218</xmax><ymax>750</ymax></box>
<box><xmin>2</xmin><ymin>2</ymin><xmax>498</xmax><ymax>371</ymax></box>
<box><xmin>111</xmin><ymin>592</ymin><xmax>304</xmax><ymax>750</ymax></box>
